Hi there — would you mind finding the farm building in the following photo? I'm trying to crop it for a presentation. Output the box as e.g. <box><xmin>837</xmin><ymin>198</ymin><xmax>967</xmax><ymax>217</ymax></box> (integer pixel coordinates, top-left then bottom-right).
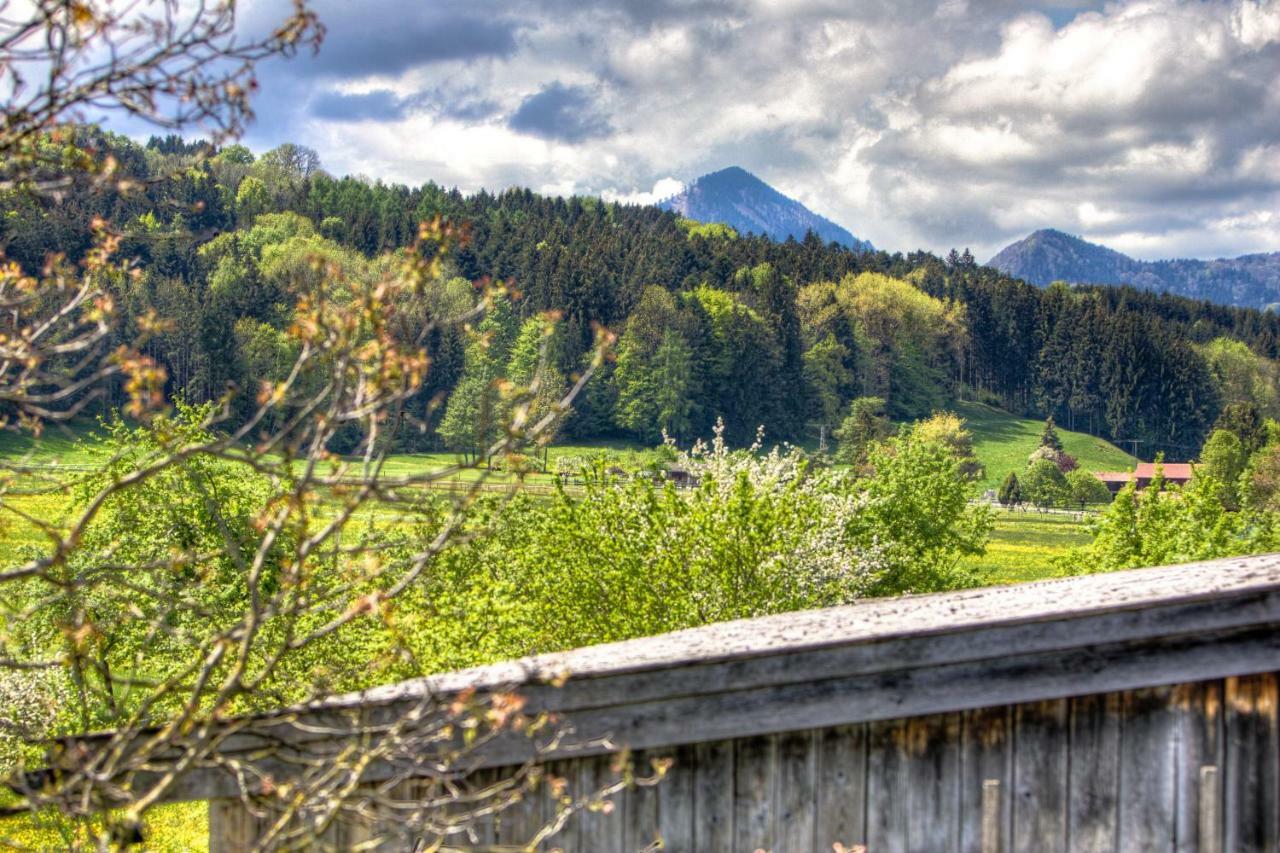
<box><xmin>1095</xmin><ymin>462</ymin><xmax>1196</xmax><ymax>495</ymax></box>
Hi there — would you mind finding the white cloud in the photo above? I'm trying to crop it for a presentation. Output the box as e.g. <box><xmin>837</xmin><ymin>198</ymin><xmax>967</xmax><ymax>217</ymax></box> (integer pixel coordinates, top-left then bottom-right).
<box><xmin>604</xmin><ymin>177</ymin><xmax>686</xmax><ymax>206</ymax></box>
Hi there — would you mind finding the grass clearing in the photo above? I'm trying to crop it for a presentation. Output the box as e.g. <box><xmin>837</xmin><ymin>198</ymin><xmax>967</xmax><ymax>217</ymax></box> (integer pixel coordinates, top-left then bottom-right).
<box><xmin>955</xmin><ymin>401</ymin><xmax>1136</xmax><ymax>493</ymax></box>
<box><xmin>961</xmin><ymin>508</ymin><xmax>1094</xmax><ymax>585</ymax></box>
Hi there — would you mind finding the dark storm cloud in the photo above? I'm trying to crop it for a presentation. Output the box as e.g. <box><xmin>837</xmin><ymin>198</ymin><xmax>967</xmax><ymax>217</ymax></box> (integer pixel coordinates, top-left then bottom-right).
<box><xmin>309</xmin><ymin>90</ymin><xmax>405</xmax><ymax>122</ymax></box>
<box><xmin>310</xmin><ymin>14</ymin><xmax>519</xmax><ymax>77</ymax></box>
<box><xmin>307</xmin><ymin>86</ymin><xmax>503</xmax><ymax>125</ymax></box>
<box><xmin>508</xmin><ymin>83</ymin><xmax>611</xmax><ymax>143</ymax></box>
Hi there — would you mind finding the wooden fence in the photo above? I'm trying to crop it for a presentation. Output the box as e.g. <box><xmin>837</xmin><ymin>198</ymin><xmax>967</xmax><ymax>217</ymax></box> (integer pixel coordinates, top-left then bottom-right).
<box><xmin>49</xmin><ymin>555</ymin><xmax>1280</xmax><ymax>851</ymax></box>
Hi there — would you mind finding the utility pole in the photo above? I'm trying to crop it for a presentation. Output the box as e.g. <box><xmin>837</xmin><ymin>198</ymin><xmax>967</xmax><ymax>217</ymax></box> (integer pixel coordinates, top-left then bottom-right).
<box><xmin>806</xmin><ymin>422</ymin><xmax>830</xmax><ymax>454</ymax></box>
<box><xmin>1117</xmin><ymin>438</ymin><xmax>1143</xmax><ymax>458</ymax></box>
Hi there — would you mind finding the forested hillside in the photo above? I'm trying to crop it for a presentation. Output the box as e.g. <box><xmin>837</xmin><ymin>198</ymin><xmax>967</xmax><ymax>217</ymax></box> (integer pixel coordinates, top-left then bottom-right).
<box><xmin>5</xmin><ymin>130</ymin><xmax>1280</xmax><ymax>458</ymax></box>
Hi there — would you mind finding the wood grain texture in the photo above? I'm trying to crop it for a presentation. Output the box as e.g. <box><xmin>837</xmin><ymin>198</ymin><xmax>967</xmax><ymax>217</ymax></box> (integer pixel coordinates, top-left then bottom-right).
<box><xmin>773</xmin><ymin>729</ymin><xmax>816</xmax><ymax>853</ymax></box>
<box><xmin>1173</xmin><ymin>681</ymin><xmax>1223</xmax><ymax>853</ymax></box>
<box><xmin>733</xmin><ymin>734</ymin><xmax>777</xmax><ymax>852</ymax></box>
<box><xmin>1224</xmin><ymin>673</ymin><xmax>1280</xmax><ymax>853</ymax></box>
<box><xmin>904</xmin><ymin>713</ymin><xmax>961</xmax><ymax>852</ymax></box>
<box><xmin>655</xmin><ymin>744</ymin><xmax>696</xmax><ymax>853</ymax></box>
<box><xmin>1066</xmin><ymin>692</ymin><xmax>1121</xmax><ymax>852</ymax></box>
<box><xmin>866</xmin><ymin>718</ymin><xmax>909</xmax><ymax>852</ymax></box>
<box><xmin>960</xmin><ymin>706</ymin><xmax>1012</xmax><ymax>853</ymax></box>
<box><xmin>577</xmin><ymin>753</ymin><xmax>623</xmax><ymax>853</ymax></box>
<box><xmin>1011</xmin><ymin>700</ymin><xmax>1068</xmax><ymax>853</ymax></box>
<box><xmin>622</xmin><ymin>750</ymin><xmax>661</xmax><ymax>853</ymax></box>
<box><xmin>1117</xmin><ymin>686</ymin><xmax>1178</xmax><ymax>851</ymax></box>
<box><xmin>693</xmin><ymin>739</ymin><xmax>735</xmax><ymax>853</ymax></box>
<box><xmin>815</xmin><ymin>724</ymin><xmax>867</xmax><ymax>851</ymax></box>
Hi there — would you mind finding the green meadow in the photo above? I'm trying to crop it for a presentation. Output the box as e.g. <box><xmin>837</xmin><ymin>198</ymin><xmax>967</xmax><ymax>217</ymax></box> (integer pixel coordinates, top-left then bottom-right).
<box><xmin>954</xmin><ymin>400</ymin><xmax>1136</xmax><ymax>492</ymax></box>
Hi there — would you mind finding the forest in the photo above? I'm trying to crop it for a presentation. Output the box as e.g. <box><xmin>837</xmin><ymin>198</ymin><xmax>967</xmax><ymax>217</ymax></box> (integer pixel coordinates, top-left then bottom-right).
<box><xmin>7</xmin><ymin>129</ymin><xmax>1280</xmax><ymax>460</ymax></box>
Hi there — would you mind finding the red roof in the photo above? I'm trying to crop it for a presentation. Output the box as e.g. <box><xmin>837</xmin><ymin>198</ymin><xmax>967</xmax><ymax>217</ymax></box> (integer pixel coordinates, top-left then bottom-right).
<box><xmin>1134</xmin><ymin>462</ymin><xmax>1195</xmax><ymax>481</ymax></box>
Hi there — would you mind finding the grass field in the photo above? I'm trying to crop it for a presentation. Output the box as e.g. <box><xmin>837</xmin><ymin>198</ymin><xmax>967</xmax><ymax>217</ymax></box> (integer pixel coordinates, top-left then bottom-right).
<box><xmin>960</xmin><ymin>508</ymin><xmax>1094</xmax><ymax>585</ymax></box>
<box><xmin>955</xmin><ymin>401</ymin><xmax>1136</xmax><ymax>492</ymax></box>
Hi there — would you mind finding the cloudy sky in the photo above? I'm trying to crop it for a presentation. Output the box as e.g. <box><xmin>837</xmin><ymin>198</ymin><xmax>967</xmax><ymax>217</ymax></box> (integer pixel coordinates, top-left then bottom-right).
<box><xmin>229</xmin><ymin>0</ymin><xmax>1280</xmax><ymax>261</ymax></box>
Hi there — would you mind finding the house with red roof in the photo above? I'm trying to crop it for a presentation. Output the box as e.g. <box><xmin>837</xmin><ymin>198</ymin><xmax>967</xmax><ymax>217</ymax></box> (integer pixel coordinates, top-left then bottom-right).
<box><xmin>1094</xmin><ymin>462</ymin><xmax>1196</xmax><ymax>496</ymax></box>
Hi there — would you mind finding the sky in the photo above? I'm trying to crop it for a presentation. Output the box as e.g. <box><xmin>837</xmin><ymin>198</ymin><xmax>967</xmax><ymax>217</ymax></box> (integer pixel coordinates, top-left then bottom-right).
<box><xmin>223</xmin><ymin>0</ymin><xmax>1280</xmax><ymax>261</ymax></box>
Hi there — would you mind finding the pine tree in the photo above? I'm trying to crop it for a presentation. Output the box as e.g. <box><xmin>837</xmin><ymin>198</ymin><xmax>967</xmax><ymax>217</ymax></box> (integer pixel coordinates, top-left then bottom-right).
<box><xmin>1040</xmin><ymin>416</ymin><xmax>1064</xmax><ymax>451</ymax></box>
<box><xmin>998</xmin><ymin>472</ymin><xmax>1022</xmax><ymax>506</ymax></box>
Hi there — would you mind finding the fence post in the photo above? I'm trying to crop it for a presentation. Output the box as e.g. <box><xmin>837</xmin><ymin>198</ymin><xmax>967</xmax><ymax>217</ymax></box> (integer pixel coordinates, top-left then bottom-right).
<box><xmin>1199</xmin><ymin>765</ymin><xmax>1221</xmax><ymax>853</ymax></box>
<box><xmin>982</xmin><ymin>778</ymin><xmax>1002</xmax><ymax>853</ymax></box>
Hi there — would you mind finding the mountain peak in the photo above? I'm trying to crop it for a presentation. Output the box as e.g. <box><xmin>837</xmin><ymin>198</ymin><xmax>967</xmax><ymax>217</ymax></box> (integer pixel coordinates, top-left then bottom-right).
<box><xmin>989</xmin><ymin>229</ymin><xmax>1280</xmax><ymax>309</ymax></box>
<box><xmin>658</xmin><ymin>167</ymin><xmax>872</xmax><ymax>252</ymax></box>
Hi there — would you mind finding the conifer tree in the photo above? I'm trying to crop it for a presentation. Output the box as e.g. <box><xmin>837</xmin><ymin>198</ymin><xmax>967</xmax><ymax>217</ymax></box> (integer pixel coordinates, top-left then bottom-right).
<box><xmin>998</xmin><ymin>471</ymin><xmax>1022</xmax><ymax>506</ymax></box>
<box><xmin>1040</xmin><ymin>416</ymin><xmax>1064</xmax><ymax>451</ymax></box>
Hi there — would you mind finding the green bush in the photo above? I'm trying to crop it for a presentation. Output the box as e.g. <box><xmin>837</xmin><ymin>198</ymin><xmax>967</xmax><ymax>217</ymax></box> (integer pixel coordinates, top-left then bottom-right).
<box><xmin>401</xmin><ymin>421</ymin><xmax>992</xmax><ymax>670</ymax></box>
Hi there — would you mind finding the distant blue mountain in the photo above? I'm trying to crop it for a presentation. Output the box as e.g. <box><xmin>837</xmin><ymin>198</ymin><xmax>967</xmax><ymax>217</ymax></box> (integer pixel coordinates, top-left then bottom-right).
<box><xmin>658</xmin><ymin>166</ymin><xmax>873</xmax><ymax>252</ymax></box>
<box><xmin>989</xmin><ymin>228</ymin><xmax>1280</xmax><ymax>310</ymax></box>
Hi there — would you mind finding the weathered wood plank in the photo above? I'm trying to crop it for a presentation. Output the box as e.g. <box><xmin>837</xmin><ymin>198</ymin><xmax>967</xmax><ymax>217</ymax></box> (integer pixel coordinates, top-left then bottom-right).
<box><xmin>1011</xmin><ymin>699</ymin><xmax>1068</xmax><ymax>852</ymax></box>
<box><xmin>577</xmin><ymin>753</ymin><xmax>623</xmax><ymax>853</ymax></box>
<box><xmin>1172</xmin><ymin>680</ymin><xmax>1223</xmax><ymax>853</ymax></box>
<box><xmin>905</xmin><ymin>712</ymin><xmax>961</xmax><ymax>852</ymax></box>
<box><xmin>866</xmin><ymin>718</ymin><xmax>909</xmax><ymax>852</ymax></box>
<box><xmin>541</xmin><ymin>759</ymin><xmax>579</xmax><ymax>850</ymax></box>
<box><xmin>733</xmin><ymin>734</ymin><xmax>776</xmax><ymax>852</ymax></box>
<box><xmin>498</xmin><ymin>766</ymin><xmax>551</xmax><ymax>851</ymax></box>
<box><xmin>1224</xmin><ymin>673</ymin><xmax>1280</xmax><ymax>852</ymax></box>
<box><xmin>466</xmin><ymin>767</ymin><xmax>500</xmax><ymax>848</ymax></box>
<box><xmin>693</xmin><ymin>739</ymin><xmax>735</xmax><ymax>853</ymax></box>
<box><xmin>623</xmin><ymin>750</ymin><xmax>662</xmax><ymax>853</ymax></box>
<box><xmin>209</xmin><ymin>798</ymin><xmax>264</xmax><ymax>853</ymax></box>
<box><xmin>815</xmin><ymin>724</ymin><xmax>867</xmax><ymax>851</ymax></box>
<box><xmin>1117</xmin><ymin>686</ymin><xmax>1177</xmax><ymax>851</ymax></box>
<box><xmin>960</xmin><ymin>706</ymin><xmax>1012</xmax><ymax>853</ymax></box>
<box><xmin>1066</xmin><ymin>692</ymin><xmax>1121</xmax><ymax>852</ymax></box>
<box><xmin>773</xmin><ymin>729</ymin><xmax>816</xmax><ymax>853</ymax></box>
<box><xmin>655</xmin><ymin>744</ymin><xmax>696</xmax><ymax>853</ymax></box>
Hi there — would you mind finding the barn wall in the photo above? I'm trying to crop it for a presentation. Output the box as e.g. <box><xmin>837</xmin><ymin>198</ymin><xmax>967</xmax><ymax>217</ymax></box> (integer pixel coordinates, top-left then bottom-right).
<box><xmin>209</xmin><ymin>672</ymin><xmax>1280</xmax><ymax>852</ymax></box>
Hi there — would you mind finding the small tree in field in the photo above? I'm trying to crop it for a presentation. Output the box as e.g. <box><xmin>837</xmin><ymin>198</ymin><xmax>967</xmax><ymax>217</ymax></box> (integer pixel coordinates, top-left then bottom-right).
<box><xmin>998</xmin><ymin>471</ymin><xmax>1022</xmax><ymax>507</ymax></box>
<box><xmin>1066</xmin><ymin>468</ymin><xmax>1111</xmax><ymax>508</ymax></box>
<box><xmin>1040</xmin><ymin>416</ymin><xmax>1064</xmax><ymax>452</ymax></box>
<box><xmin>1023</xmin><ymin>458</ymin><xmax>1068</xmax><ymax>509</ymax></box>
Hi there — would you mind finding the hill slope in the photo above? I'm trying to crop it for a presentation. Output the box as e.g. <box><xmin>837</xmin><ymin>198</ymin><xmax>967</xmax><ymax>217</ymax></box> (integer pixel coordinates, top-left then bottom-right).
<box><xmin>659</xmin><ymin>166</ymin><xmax>873</xmax><ymax>251</ymax></box>
<box><xmin>989</xmin><ymin>229</ymin><xmax>1280</xmax><ymax>309</ymax></box>
<box><xmin>956</xmin><ymin>401</ymin><xmax>1136</xmax><ymax>493</ymax></box>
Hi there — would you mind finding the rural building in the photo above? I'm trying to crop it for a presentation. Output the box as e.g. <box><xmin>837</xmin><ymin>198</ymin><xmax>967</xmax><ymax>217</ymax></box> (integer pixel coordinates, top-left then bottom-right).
<box><xmin>1095</xmin><ymin>462</ymin><xmax>1196</xmax><ymax>495</ymax></box>
<box><xmin>54</xmin><ymin>555</ymin><xmax>1280</xmax><ymax>851</ymax></box>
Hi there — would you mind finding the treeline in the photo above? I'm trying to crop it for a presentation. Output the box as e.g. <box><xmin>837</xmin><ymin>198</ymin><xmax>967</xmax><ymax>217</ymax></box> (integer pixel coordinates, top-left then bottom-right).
<box><xmin>5</xmin><ymin>129</ymin><xmax>1280</xmax><ymax>457</ymax></box>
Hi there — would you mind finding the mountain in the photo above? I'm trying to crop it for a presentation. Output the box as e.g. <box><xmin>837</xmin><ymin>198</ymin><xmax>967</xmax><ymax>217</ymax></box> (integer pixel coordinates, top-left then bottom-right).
<box><xmin>658</xmin><ymin>166</ymin><xmax>873</xmax><ymax>252</ymax></box>
<box><xmin>989</xmin><ymin>228</ymin><xmax>1280</xmax><ymax>310</ymax></box>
